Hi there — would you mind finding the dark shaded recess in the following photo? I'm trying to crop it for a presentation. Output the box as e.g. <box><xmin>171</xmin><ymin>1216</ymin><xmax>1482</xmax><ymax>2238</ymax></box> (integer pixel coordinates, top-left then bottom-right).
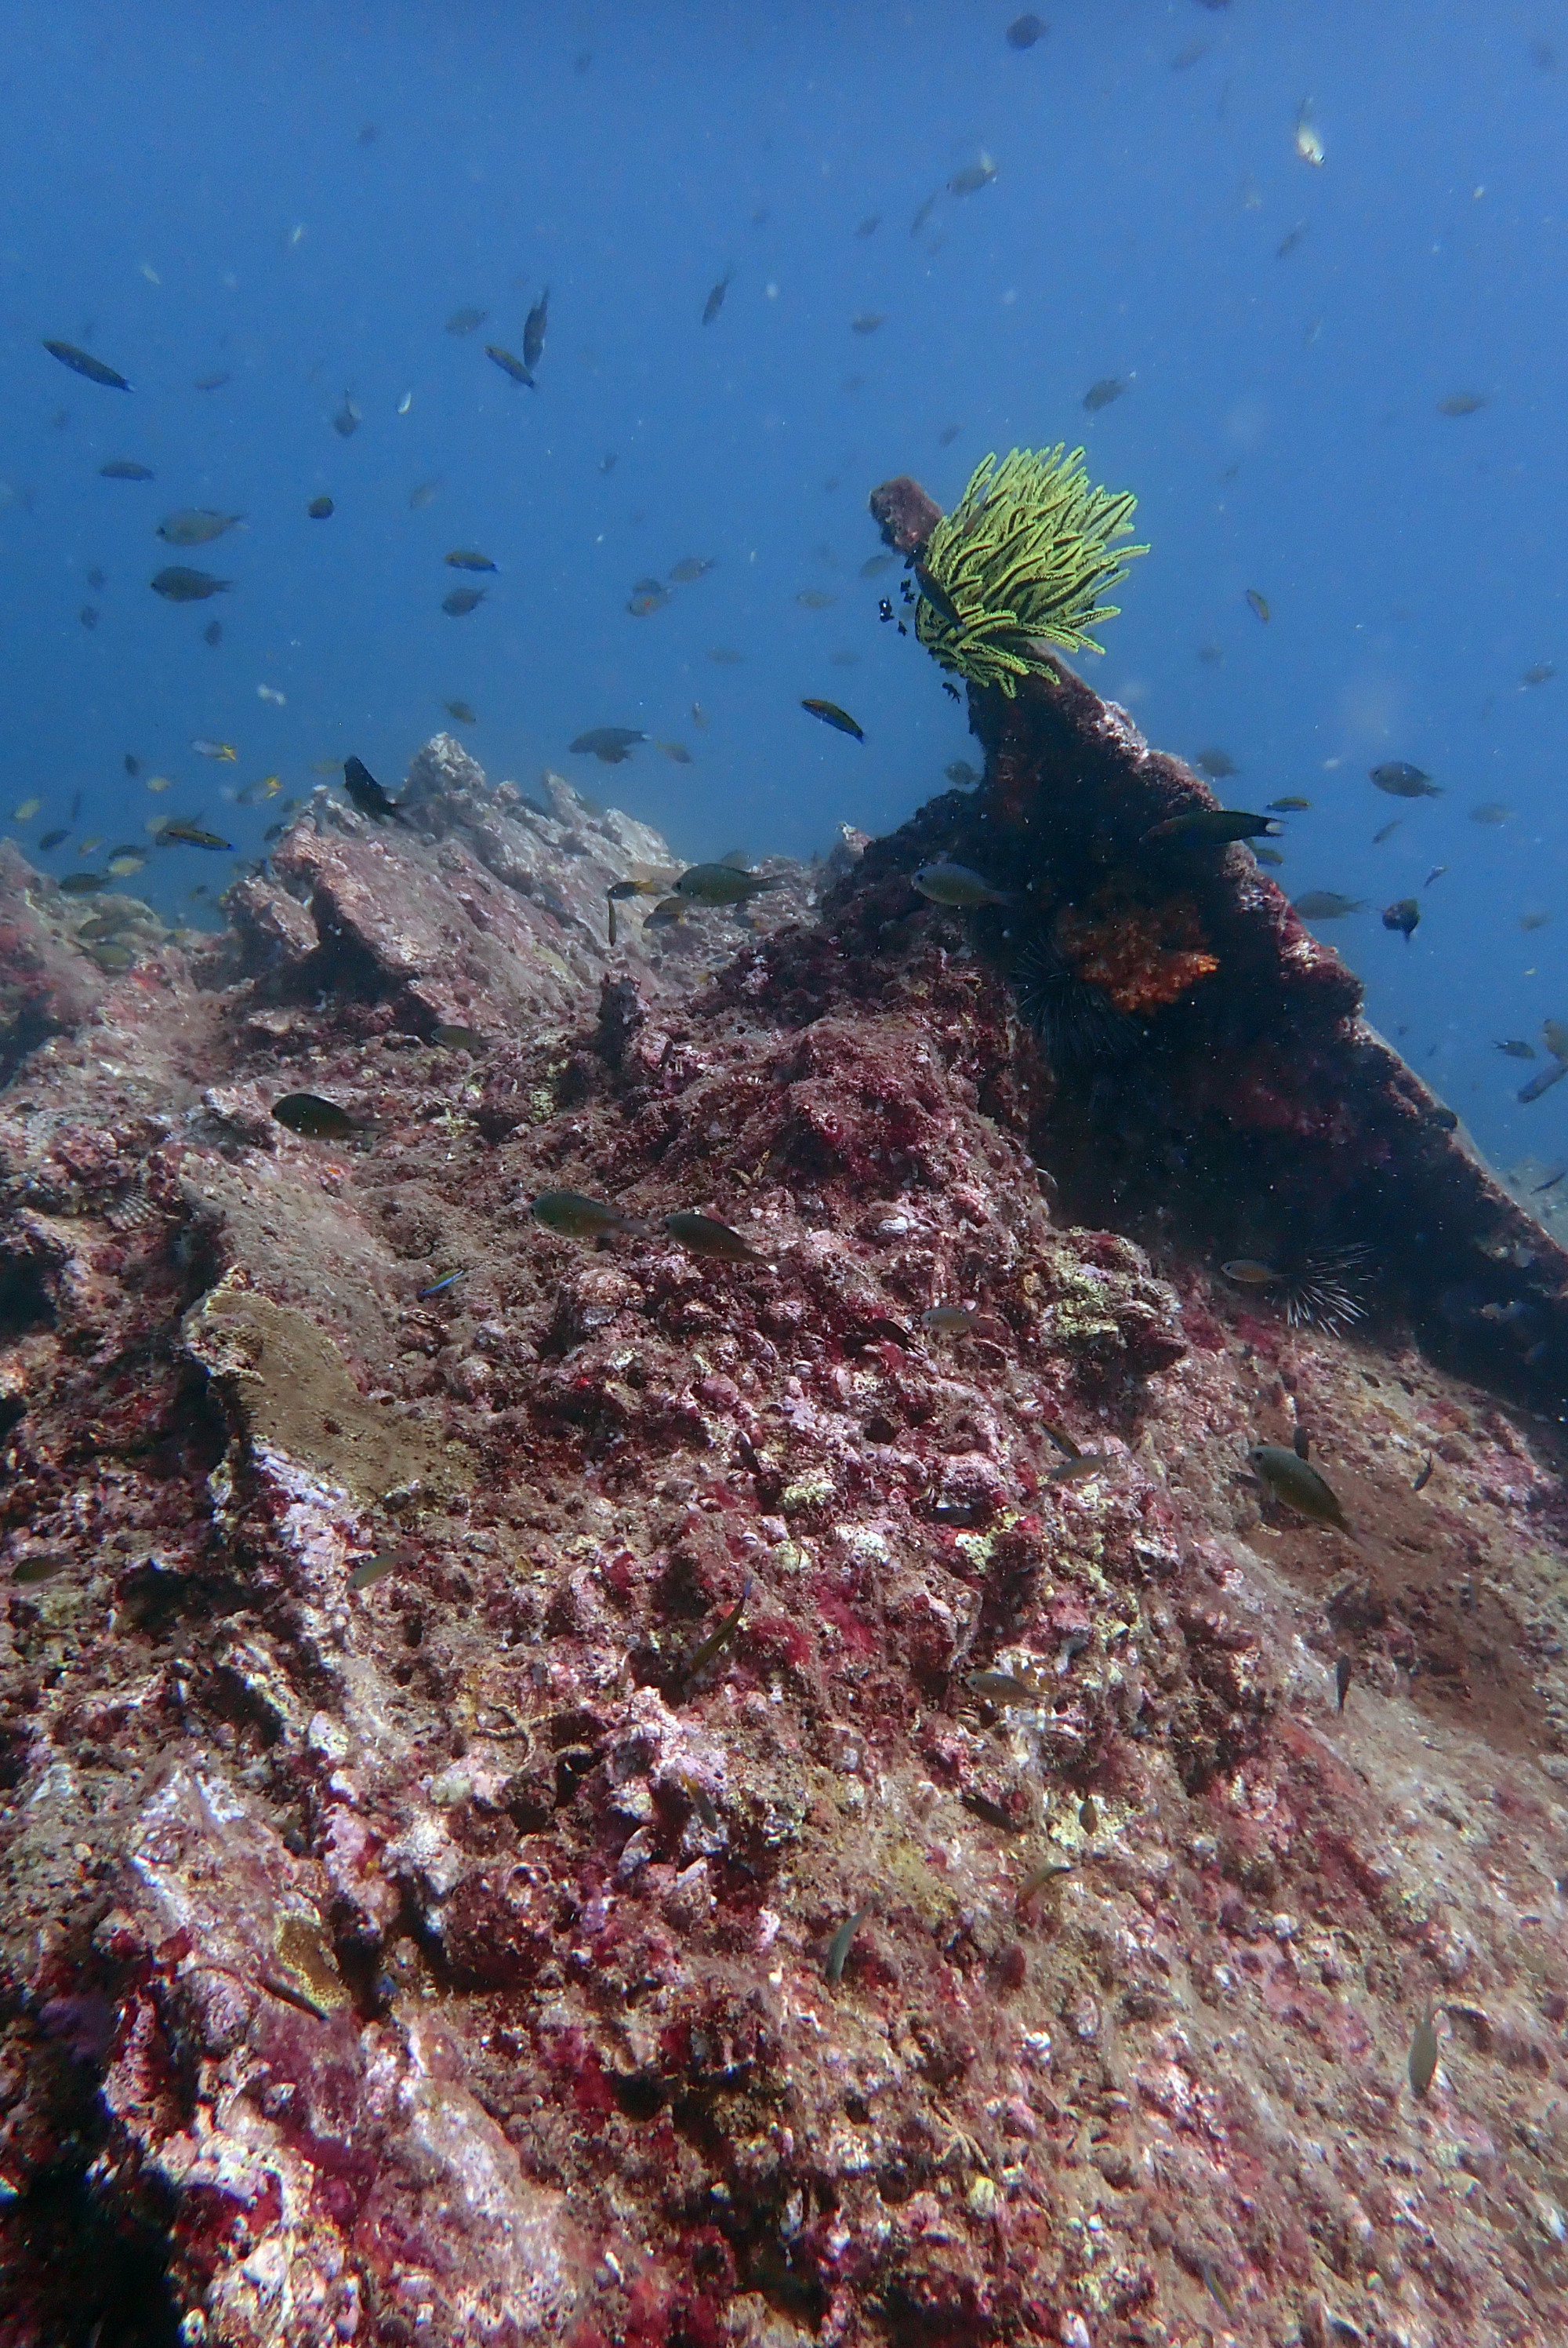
<box><xmin>0</xmin><ymin>1252</ymin><xmax>55</xmax><ymax>1343</ymax></box>
<box><xmin>0</xmin><ymin>2168</ymin><xmax>182</xmax><ymax>2346</ymax></box>
<box><xmin>0</xmin><ymin>1721</ymin><xmax>29</xmax><ymax>1791</ymax></box>
<box><xmin>862</xmin><ymin>471</ymin><xmax>1568</xmax><ymax>1411</ymax></box>
<box><xmin>114</xmin><ymin>1543</ymin><xmax>248</xmax><ymax>1641</ymax></box>
<box><xmin>301</xmin><ymin>911</ymin><xmax>401</xmax><ymax>1005</ymax></box>
<box><xmin>0</xmin><ymin>1992</ymin><xmax>182</xmax><ymax>2348</ymax></box>
<box><xmin>212</xmin><ymin>888</ymin><xmax>396</xmax><ymax>1010</ymax></box>
<box><xmin>0</xmin><ymin>1001</ymin><xmax>71</xmax><ymax>1092</ymax></box>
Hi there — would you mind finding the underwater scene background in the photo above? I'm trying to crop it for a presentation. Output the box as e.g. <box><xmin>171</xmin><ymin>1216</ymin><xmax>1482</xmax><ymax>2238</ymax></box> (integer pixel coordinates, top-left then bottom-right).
<box><xmin>9</xmin><ymin>13</ymin><xmax>1568</xmax><ymax>2348</ymax></box>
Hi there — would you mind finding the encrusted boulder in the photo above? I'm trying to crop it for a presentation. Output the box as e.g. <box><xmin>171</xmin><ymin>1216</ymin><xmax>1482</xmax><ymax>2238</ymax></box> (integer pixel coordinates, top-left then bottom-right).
<box><xmin>3</xmin><ymin>724</ymin><xmax>1568</xmax><ymax>2348</ymax></box>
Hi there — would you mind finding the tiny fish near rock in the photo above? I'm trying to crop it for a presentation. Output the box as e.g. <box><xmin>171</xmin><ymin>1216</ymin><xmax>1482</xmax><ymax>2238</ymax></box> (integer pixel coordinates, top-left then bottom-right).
<box><xmin>1144</xmin><ymin>809</ymin><xmax>1282</xmax><ymax>845</ymax></box>
<box><xmin>913</xmin><ymin>861</ymin><xmax>1012</xmax><ymax>908</ymax></box>
<box><xmin>673</xmin><ymin>863</ymin><xmax>779</xmax><ymax>907</ymax></box>
<box><xmin>922</xmin><ymin>1304</ymin><xmax>978</xmax><ymax>1336</ymax></box>
<box><xmin>158</xmin><ymin>820</ymin><xmax>233</xmax><ymax>849</ymax></box>
<box><xmin>681</xmin><ymin>1574</ymin><xmax>753</xmax><ymax>1684</ymax></box>
<box><xmin>531</xmin><ymin>1191</ymin><xmax>648</xmax><ymax>1241</ymax></box>
<box><xmin>1249</xmin><ymin>1442</ymin><xmax>1349</xmax><ymax>1529</ymax></box>
<box><xmin>824</xmin><ymin>1909</ymin><xmax>868</xmax><ymax>1986</ymax></box>
<box><xmin>343</xmin><ymin>756</ymin><xmax>411</xmax><ymax>827</ymax></box>
<box><xmin>662</xmin><ymin>1211</ymin><xmax>769</xmax><ymax>1263</ymax></box>
<box><xmin>271</xmin><ymin>1092</ymin><xmax>372</xmax><ymax>1140</ymax></box>
<box><xmin>1292</xmin><ymin>890</ymin><xmax>1367</xmax><ymax>921</ymax></box>
<box><xmin>1409</xmin><ymin>2004</ymin><xmax>1440</xmax><ymax>2099</ymax></box>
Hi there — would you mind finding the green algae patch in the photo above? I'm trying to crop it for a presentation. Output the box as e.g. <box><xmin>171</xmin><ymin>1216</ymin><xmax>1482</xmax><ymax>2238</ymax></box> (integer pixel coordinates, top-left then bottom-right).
<box><xmin>781</xmin><ymin>1474</ymin><xmax>834</xmax><ymax>1516</ymax></box>
<box><xmin>272</xmin><ymin>1909</ymin><xmax>352</xmax><ymax>2012</ymax></box>
<box><xmin>185</xmin><ymin>1284</ymin><xmax>470</xmax><ymax>1503</ymax></box>
<box><xmin>876</xmin><ymin>1830</ymin><xmax>964</xmax><ymax>1937</ymax></box>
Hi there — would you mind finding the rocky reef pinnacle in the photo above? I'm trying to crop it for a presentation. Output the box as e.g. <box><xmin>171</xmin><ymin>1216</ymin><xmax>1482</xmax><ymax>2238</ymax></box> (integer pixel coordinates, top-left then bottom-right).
<box><xmin>2</xmin><ymin>699</ymin><xmax>1568</xmax><ymax>2348</ymax></box>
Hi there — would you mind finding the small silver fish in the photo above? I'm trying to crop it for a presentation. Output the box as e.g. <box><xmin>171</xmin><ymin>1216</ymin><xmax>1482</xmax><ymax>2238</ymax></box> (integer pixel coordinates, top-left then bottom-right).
<box><xmin>825</xmin><ymin>1908</ymin><xmax>868</xmax><ymax>1985</ymax></box>
<box><xmin>921</xmin><ymin>1304</ymin><xmax>978</xmax><ymax>1336</ymax></box>
<box><xmin>531</xmin><ymin>1190</ymin><xmax>646</xmax><ymax>1240</ymax></box>
<box><xmin>967</xmin><ymin>1669</ymin><xmax>1042</xmax><ymax>1705</ymax></box>
<box><xmin>1292</xmin><ymin>890</ymin><xmax>1367</xmax><ymax>921</ymax></box>
<box><xmin>912</xmin><ymin>861</ymin><xmax>1011</xmax><ymax>909</ymax></box>
<box><xmin>1409</xmin><ymin>2003</ymin><xmax>1439</xmax><ymax>2099</ymax></box>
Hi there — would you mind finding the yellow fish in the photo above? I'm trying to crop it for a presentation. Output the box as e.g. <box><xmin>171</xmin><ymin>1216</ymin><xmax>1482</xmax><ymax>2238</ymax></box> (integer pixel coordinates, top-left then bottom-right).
<box><xmin>12</xmin><ymin>798</ymin><xmax>40</xmax><ymax>821</ymax></box>
<box><xmin>146</xmin><ymin>775</ymin><xmax>172</xmax><ymax>792</ymax></box>
<box><xmin>78</xmin><ymin>837</ymin><xmax>103</xmax><ymax>855</ymax></box>
<box><xmin>191</xmin><ymin>738</ymin><xmax>238</xmax><ymax>761</ymax></box>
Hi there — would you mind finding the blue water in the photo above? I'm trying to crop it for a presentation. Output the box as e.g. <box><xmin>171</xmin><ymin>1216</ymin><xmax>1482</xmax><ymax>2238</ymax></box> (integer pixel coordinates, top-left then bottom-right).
<box><xmin>2</xmin><ymin>2</ymin><xmax>1565</xmax><ymax>1166</ymax></box>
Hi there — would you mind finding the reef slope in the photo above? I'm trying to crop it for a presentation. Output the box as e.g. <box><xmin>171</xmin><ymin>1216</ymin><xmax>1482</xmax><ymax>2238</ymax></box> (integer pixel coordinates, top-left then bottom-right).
<box><xmin>1</xmin><ymin>731</ymin><xmax>1566</xmax><ymax>2348</ymax></box>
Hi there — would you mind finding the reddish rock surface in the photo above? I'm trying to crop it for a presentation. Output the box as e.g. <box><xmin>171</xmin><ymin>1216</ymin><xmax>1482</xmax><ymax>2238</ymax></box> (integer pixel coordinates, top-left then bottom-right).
<box><xmin>2</xmin><ymin>718</ymin><xmax>1567</xmax><ymax>2348</ymax></box>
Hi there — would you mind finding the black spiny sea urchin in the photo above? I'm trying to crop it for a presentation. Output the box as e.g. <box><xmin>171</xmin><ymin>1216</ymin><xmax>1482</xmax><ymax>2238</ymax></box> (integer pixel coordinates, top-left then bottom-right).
<box><xmin>1014</xmin><ymin>936</ymin><xmax>1142</xmax><ymax>1069</ymax></box>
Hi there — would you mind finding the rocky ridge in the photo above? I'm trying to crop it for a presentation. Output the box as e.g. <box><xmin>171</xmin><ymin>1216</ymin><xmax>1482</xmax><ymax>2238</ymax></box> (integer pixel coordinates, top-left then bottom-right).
<box><xmin>0</xmin><ymin>716</ymin><xmax>1566</xmax><ymax>2348</ymax></box>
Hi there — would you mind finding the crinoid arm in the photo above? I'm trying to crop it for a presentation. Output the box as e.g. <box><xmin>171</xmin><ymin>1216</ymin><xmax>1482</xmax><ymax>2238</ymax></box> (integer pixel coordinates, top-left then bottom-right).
<box><xmin>914</xmin><ymin>445</ymin><xmax>1149</xmax><ymax>696</ymax></box>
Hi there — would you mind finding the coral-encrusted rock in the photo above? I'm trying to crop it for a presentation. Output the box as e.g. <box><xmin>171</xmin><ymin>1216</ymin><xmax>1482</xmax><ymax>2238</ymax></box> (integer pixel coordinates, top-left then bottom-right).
<box><xmin>184</xmin><ymin>1282</ymin><xmax>469</xmax><ymax>1503</ymax></box>
<box><xmin>95</xmin><ymin>1765</ymin><xmax>588</xmax><ymax>2345</ymax></box>
<box><xmin>866</xmin><ymin>470</ymin><xmax>1568</xmax><ymax>1396</ymax></box>
<box><xmin>6</xmin><ymin>728</ymin><xmax>1568</xmax><ymax>2348</ymax></box>
<box><xmin>224</xmin><ymin>868</ymin><xmax>320</xmax><ymax>981</ymax></box>
<box><xmin>225</xmin><ymin>756</ymin><xmax>824</xmax><ymax>1031</ymax></box>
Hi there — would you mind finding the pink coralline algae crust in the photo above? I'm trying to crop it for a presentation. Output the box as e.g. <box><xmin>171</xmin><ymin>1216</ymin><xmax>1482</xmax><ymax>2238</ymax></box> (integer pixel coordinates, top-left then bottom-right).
<box><xmin>2</xmin><ymin>732</ymin><xmax>1568</xmax><ymax>2346</ymax></box>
